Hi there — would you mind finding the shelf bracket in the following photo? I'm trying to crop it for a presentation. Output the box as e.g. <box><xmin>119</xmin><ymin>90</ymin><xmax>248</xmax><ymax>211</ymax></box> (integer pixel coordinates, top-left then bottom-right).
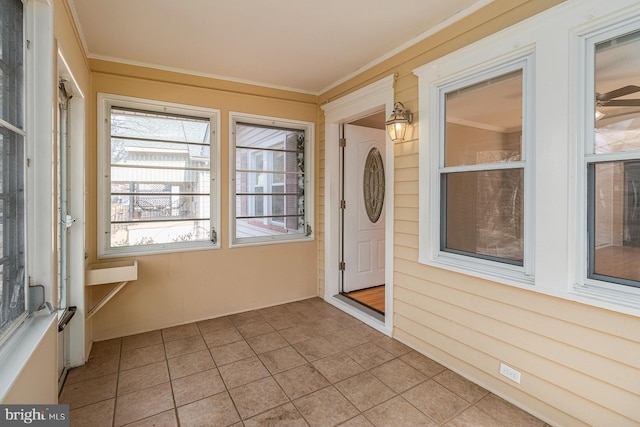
<box><xmin>85</xmin><ymin>281</ymin><xmax>129</xmax><ymax>320</ymax></box>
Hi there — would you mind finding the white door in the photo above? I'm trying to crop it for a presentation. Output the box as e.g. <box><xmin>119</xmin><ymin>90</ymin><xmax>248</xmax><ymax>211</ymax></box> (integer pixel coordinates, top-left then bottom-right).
<box><xmin>342</xmin><ymin>124</ymin><xmax>385</xmax><ymax>292</ymax></box>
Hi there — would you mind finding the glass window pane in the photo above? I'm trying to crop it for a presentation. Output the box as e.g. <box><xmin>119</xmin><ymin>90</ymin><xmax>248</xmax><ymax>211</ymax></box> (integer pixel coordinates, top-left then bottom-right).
<box><xmin>235</xmin><ymin>172</ymin><xmax>288</xmax><ymax>193</ymax></box>
<box><xmin>0</xmin><ymin>127</ymin><xmax>26</xmax><ymax>337</ymax></box>
<box><xmin>235</xmin><ymin>123</ymin><xmax>303</xmax><ymax>151</ymax></box>
<box><xmin>111</xmin><ymin>139</ymin><xmax>210</xmax><ymax>168</ymax></box>
<box><xmin>111</xmin><ymin>109</ymin><xmax>210</xmax><ymax>144</ymax></box>
<box><xmin>108</xmin><ymin>107</ymin><xmax>212</xmax><ymax>250</ymax></box>
<box><xmin>0</xmin><ymin>0</ymin><xmax>24</xmax><ymax>129</ymax></box>
<box><xmin>235</xmin><ymin>217</ymin><xmax>304</xmax><ymax>239</ymax></box>
<box><xmin>443</xmin><ymin>169</ymin><xmax>524</xmax><ymax>264</ymax></box>
<box><xmin>111</xmin><ymin>220</ymin><xmax>210</xmax><ymax>247</ymax></box>
<box><xmin>111</xmin><ymin>166</ymin><xmax>210</xmax><ymax>185</ymax></box>
<box><xmin>233</xmin><ymin>121</ymin><xmax>306</xmax><ymax>243</ymax></box>
<box><xmin>594</xmin><ymin>30</ymin><xmax>640</xmax><ymax>154</ymax></box>
<box><xmin>111</xmin><ymin>194</ymin><xmax>210</xmax><ymax>222</ymax></box>
<box><xmin>590</xmin><ymin>161</ymin><xmax>640</xmax><ymax>285</ymax></box>
<box><xmin>445</xmin><ymin>70</ymin><xmax>522</xmax><ymax>167</ymax></box>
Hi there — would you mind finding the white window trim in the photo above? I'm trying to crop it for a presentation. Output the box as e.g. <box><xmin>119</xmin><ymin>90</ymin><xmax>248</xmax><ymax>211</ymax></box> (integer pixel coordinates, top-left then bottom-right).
<box><xmin>229</xmin><ymin>112</ymin><xmax>314</xmax><ymax>247</ymax></box>
<box><xmin>415</xmin><ymin>44</ymin><xmax>536</xmax><ymax>287</ymax></box>
<box><xmin>571</xmin><ymin>9</ymin><xmax>640</xmax><ymax>311</ymax></box>
<box><xmin>97</xmin><ymin>93</ymin><xmax>220</xmax><ymax>258</ymax></box>
<box><xmin>415</xmin><ymin>0</ymin><xmax>640</xmax><ymax>317</ymax></box>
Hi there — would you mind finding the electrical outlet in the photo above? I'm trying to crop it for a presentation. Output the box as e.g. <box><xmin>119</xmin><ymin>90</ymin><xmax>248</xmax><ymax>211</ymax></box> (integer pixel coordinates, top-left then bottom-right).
<box><xmin>499</xmin><ymin>363</ymin><xmax>521</xmax><ymax>384</ymax></box>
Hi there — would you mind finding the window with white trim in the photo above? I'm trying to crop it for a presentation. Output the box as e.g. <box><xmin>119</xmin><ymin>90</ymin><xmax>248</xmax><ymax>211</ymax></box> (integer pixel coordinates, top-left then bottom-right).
<box><xmin>98</xmin><ymin>94</ymin><xmax>219</xmax><ymax>257</ymax></box>
<box><xmin>415</xmin><ymin>0</ymin><xmax>640</xmax><ymax>316</ymax></box>
<box><xmin>0</xmin><ymin>0</ymin><xmax>27</xmax><ymax>342</ymax></box>
<box><xmin>419</xmin><ymin>53</ymin><xmax>534</xmax><ymax>285</ymax></box>
<box><xmin>585</xmin><ymin>26</ymin><xmax>640</xmax><ymax>289</ymax></box>
<box><xmin>230</xmin><ymin>114</ymin><xmax>313</xmax><ymax>245</ymax></box>
<box><xmin>442</xmin><ymin>69</ymin><xmax>525</xmax><ymax>265</ymax></box>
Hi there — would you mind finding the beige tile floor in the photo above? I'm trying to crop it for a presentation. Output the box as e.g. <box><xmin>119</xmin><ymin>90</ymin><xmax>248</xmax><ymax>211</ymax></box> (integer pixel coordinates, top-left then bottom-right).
<box><xmin>60</xmin><ymin>297</ymin><xmax>549</xmax><ymax>426</ymax></box>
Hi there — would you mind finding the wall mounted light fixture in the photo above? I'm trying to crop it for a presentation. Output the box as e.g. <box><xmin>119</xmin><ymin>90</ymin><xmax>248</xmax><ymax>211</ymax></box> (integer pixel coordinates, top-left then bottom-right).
<box><xmin>386</xmin><ymin>102</ymin><xmax>413</xmax><ymax>142</ymax></box>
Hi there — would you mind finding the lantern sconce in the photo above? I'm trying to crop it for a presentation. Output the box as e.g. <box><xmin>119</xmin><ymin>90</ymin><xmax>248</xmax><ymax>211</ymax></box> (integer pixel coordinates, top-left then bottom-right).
<box><xmin>385</xmin><ymin>102</ymin><xmax>413</xmax><ymax>142</ymax></box>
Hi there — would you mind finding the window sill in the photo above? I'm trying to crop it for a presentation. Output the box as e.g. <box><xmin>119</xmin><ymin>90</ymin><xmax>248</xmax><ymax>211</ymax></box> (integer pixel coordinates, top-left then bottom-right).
<box><xmin>419</xmin><ymin>251</ymin><xmax>534</xmax><ymax>289</ymax></box>
<box><xmin>569</xmin><ymin>283</ymin><xmax>640</xmax><ymax>318</ymax></box>
<box><xmin>0</xmin><ymin>313</ymin><xmax>56</xmax><ymax>401</ymax></box>
<box><xmin>99</xmin><ymin>241</ymin><xmax>219</xmax><ymax>259</ymax></box>
<box><xmin>230</xmin><ymin>235</ymin><xmax>314</xmax><ymax>248</ymax></box>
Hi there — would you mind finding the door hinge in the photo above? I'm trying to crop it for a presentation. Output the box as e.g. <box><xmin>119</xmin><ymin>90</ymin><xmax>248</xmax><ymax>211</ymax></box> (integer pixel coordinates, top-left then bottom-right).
<box><xmin>305</xmin><ymin>223</ymin><xmax>312</xmax><ymax>236</ymax></box>
<box><xmin>340</xmin><ymin>200</ymin><xmax>346</xmax><ymax>209</ymax></box>
<box><xmin>339</xmin><ymin>138</ymin><xmax>346</xmax><ymax>147</ymax></box>
<box><xmin>339</xmin><ymin>261</ymin><xmax>346</xmax><ymax>271</ymax></box>
<box><xmin>211</xmin><ymin>228</ymin><xmax>217</xmax><ymax>244</ymax></box>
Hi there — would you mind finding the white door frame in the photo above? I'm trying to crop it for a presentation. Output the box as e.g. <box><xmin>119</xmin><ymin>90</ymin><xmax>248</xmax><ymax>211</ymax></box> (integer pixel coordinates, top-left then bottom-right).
<box><xmin>321</xmin><ymin>76</ymin><xmax>394</xmax><ymax>335</ymax></box>
<box><xmin>57</xmin><ymin>49</ymin><xmax>86</xmax><ymax>367</ymax></box>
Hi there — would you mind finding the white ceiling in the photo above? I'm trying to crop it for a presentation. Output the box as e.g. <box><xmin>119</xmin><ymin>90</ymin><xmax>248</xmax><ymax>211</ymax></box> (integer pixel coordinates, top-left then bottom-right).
<box><xmin>68</xmin><ymin>0</ymin><xmax>491</xmax><ymax>94</ymax></box>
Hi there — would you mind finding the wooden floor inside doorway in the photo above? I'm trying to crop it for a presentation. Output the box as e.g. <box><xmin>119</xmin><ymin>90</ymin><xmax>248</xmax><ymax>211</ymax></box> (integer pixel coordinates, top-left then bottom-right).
<box><xmin>344</xmin><ymin>285</ymin><xmax>385</xmax><ymax>314</ymax></box>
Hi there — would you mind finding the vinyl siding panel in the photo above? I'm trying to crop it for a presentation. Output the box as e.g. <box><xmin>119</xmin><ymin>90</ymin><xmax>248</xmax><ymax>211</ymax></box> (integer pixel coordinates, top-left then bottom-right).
<box><xmin>318</xmin><ymin>0</ymin><xmax>640</xmax><ymax>425</ymax></box>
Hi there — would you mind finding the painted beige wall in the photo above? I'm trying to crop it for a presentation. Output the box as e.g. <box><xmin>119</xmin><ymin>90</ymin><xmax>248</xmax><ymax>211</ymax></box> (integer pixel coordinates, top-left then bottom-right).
<box><xmin>320</xmin><ymin>0</ymin><xmax>640</xmax><ymax>425</ymax></box>
<box><xmin>54</xmin><ymin>0</ymin><xmax>90</xmax><ymax>92</ymax></box>
<box><xmin>88</xmin><ymin>65</ymin><xmax>319</xmax><ymax>340</ymax></box>
<box><xmin>3</xmin><ymin>321</ymin><xmax>58</xmax><ymax>404</ymax></box>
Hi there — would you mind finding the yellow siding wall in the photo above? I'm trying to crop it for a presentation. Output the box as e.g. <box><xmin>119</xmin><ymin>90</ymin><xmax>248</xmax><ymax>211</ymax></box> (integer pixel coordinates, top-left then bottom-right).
<box><xmin>319</xmin><ymin>0</ymin><xmax>640</xmax><ymax>425</ymax></box>
<box><xmin>87</xmin><ymin>62</ymin><xmax>320</xmax><ymax>340</ymax></box>
<box><xmin>55</xmin><ymin>0</ymin><xmax>90</xmax><ymax>93</ymax></box>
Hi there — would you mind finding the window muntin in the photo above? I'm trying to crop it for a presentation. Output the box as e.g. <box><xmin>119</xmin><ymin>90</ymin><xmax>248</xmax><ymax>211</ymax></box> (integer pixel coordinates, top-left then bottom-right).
<box><xmin>99</xmin><ymin>98</ymin><xmax>218</xmax><ymax>257</ymax></box>
<box><xmin>441</xmin><ymin>69</ymin><xmax>525</xmax><ymax>266</ymax></box>
<box><xmin>0</xmin><ymin>0</ymin><xmax>26</xmax><ymax>342</ymax></box>
<box><xmin>232</xmin><ymin>118</ymin><xmax>311</xmax><ymax>244</ymax></box>
<box><xmin>587</xmin><ymin>29</ymin><xmax>640</xmax><ymax>288</ymax></box>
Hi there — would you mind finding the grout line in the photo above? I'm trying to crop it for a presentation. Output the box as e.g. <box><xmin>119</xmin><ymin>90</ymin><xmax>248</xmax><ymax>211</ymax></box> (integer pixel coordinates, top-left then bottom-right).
<box><xmin>111</xmin><ymin>339</ymin><xmax>122</xmax><ymax>427</ymax></box>
<box><xmin>64</xmin><ymin>299</ymin><xmax>538</xmax><ymax>426</ymax></box>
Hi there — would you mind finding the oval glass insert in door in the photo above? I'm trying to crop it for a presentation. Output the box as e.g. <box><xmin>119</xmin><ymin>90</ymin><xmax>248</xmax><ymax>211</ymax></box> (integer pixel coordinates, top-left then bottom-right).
<box><xmin>363</xmin><ymin>147</ymin><xmax>385</xmax><ymax>223</ymax></box>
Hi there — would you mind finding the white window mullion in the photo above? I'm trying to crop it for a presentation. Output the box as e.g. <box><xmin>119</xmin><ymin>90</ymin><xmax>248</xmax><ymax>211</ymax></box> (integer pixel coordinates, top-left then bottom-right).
<box><xmin>439</xmin><ymin>161</ymin><xmax>526</xmax><ymax>174</ymax></box>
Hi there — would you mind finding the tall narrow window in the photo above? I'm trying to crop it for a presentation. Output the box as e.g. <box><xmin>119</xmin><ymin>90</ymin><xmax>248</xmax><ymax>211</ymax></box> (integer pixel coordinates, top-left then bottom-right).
<box><xmin>98</xmin><ymin>95</ymin><xmax>219</xmax><ymax>257</ymax></box>
<box><xmin>441</xmin><ymin>69</ymin><xmax>525</xmax><ymax>265</ymax></box>
<box><xmin>231</xmin><ymin>115</ymin><xmax>313</xmax><ymax>245</ymax></box>
<box><xmin>417</xmin><ymin>51</ymin><xmax>532</xmax><ymax>285</ymax></box>
<box><xmin>0</xmin><ymin>0</ymin><xmax>26</xmax><ymax>341</ymax></box>
<box><xmin>588</xmin><ymin>29</ymin><xmax>640</xmax><ymax>288</ymax></box>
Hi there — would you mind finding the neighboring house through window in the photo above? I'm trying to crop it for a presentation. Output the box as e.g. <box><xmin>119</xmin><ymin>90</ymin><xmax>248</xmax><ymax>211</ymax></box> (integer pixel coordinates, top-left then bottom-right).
<box><xmin>98</xmin><ymin>94</ymin><xmax>219</xmax><ymax>257</ymax></box>
<box><xmin>230</xmin><ymin>113</ymin><xmax>313</xmax><ymax>245</ymax></box>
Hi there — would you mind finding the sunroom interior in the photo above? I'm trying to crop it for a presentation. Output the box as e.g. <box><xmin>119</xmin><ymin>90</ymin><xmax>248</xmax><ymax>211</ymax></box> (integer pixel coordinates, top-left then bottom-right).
<box><xmin>1</xmin><ymin>0</ymin><xmax>639</xmax><ymax>426</ymax></box>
